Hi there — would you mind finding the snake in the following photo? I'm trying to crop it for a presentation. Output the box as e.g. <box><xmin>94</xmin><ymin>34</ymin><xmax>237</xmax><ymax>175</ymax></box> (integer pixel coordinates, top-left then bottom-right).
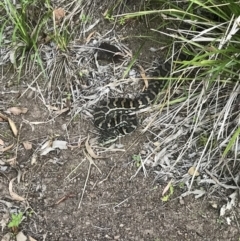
<box><xmin>93</xmin><ymin>44</ymin><xmax>172</xmax><ymax>145</ymax></box>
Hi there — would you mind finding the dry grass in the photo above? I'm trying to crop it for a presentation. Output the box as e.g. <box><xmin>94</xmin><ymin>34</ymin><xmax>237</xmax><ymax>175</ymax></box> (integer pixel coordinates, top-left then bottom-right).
<box><xmin>1</xmin><ymin>0</ymin><xmax>240</xmax><ymax>197</ymax></box>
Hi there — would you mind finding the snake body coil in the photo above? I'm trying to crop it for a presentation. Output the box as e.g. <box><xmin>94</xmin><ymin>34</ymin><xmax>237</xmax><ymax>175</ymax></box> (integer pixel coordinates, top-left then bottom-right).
<box><xmin>93</xmin><ymin>61</ymin><xmax>171</xmax><ymax>145</ymax></box>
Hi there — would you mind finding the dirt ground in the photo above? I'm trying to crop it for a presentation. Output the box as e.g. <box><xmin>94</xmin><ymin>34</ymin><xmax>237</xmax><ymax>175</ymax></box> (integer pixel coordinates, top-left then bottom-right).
<box><xmin>0</xmin><ymin>93</ymin><xmax>239</xmax><ymax>241</ymax></box>
<box><xmin>1</xmin><ymin>1</ymin><xmax>240</xmax><ymax>241</ymax></box>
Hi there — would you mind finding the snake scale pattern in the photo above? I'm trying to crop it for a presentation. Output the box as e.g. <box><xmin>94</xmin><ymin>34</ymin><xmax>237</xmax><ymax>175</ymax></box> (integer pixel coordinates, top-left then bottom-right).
<box><xmin>93</xmin><ymin>43</ymin><xmax>172</xmax><ymax>145</ymax></box>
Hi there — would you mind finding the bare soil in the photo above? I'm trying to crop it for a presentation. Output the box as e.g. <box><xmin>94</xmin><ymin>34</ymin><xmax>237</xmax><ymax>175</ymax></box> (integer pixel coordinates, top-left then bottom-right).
<box><xmin>0</xmin><ymin>2</ymin><xmax>240</xmax><ymax>241</ymax></box>
<box><xmin>0</xmin><ymin>94</ymin><xmax>239</xmax><ymax>240</ymax></box>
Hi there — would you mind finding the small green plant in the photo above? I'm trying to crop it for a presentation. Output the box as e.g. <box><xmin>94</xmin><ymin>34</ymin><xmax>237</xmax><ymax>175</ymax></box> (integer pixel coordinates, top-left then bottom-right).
<box><xmin>132</xmin><ymin>154</ymin><xmax>141</xmax><ymax>167</ymax></box>
<box><xmin>216</xmin><ymin>218</ymin><xmax>225</xmax><ymax>225</ymax></box>
<box><xmin>8</xmin><ymin>212</ymin><xmax>24</xmax><ymax>234</ymax></box>
<box><xmin>104</xmin><ymin>11</ymin><xmax>114</xmax><ymax>21</ymax></box>
<box><xmin>80</xmin><ymin>14</ymin><xmax>91</xmax><ymax>23</ymax></box>
<box><xmin>178</xmin><ymin>182</ymin><xmax>185</xmax><ymax>189</ymax></box>
<box><xmin>223</xmin><ymin>126</ymin><xmax>240</xmax><ymax>158</ymax></box>
<box><xmin>119</xmin><ymin>17</ymin><xmax>126</xmax><ymax>25</ymax></box>
<box><xmin>26</xmin><ymin>210</ymin><xmax>34</xmax><ymax>217</ymax></box>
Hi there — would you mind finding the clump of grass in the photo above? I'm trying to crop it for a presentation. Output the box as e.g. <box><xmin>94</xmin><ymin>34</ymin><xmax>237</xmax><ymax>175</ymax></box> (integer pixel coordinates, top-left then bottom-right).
<box><xmin>117</xmin><ymin>0</ymin><xmax>240</xmax><ymax>191</ymax></box>
<box><xmin>2</xmin><ymin>0</ymin><xmax>49</xmax><ymax>50</ymax></box>
<box><xmin>0</xmin><ymin>0</ymin><xmax>77</xmax><ymax>82</ymax></box>
<box><xmin>0</xmin><ymin>0</ymin><xmax>51</xmax><ymax>54</ymax></box>
<box><xmin>0</xmin><ymin>0</ymin><xmax>52</xmax><ymax>79</ymax></box>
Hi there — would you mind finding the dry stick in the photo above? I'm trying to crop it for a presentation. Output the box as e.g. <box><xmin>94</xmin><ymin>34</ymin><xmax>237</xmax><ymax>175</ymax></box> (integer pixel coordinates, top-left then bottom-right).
<box><xmin>18</xmin><ymin>71</ymin><xmax>43</xmax><ymax>99</ymax></box>
<box><xmin>113</xmin><ymin>190</ymin><xmax>140</xmax><ymax>210</ymax></box>
<box><xmin>205</xmin><ymin>169</ymin><xmax>238</xmax><ymax>190</ymax></box>
<box><xmin>78</xmin><ymin>150</ymin><xmax>101</xmax><ymax>209</ymax></box>
<box><xmin>77</xmin><ymin>152</ymin><xmax>90</xmax><ymax>210</ymax></box>
<box><xmin>13</xmin><ymin>122</ymin><xmax>24</xmax><ymax>184</ymax></box>
<box><xmin>15</xmin><ymin>122</ymin><xmax>22</xmax><ymax>158</ymax></box>
<box><xmin>65</xmin><ymin>158</ymin><xmax>86</xmax><ymax>182</ymax></box>
<box><xmin>98</xmin><ymin>164</ymin><xmax>116</xmax><ymax>185</ymax></box>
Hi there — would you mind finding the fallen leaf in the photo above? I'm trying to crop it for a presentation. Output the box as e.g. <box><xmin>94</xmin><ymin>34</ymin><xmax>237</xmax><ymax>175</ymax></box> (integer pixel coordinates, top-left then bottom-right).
<box><xmin>40</xmin><ymin>140</ymin><xmax>52</xmax><ymax>150</ymax></box>
<box><xmin>85</xmin><ymin>135</ymin><xmax>105</xmax><ymax>159</ymax></box>
<box><xmin>137</xmin><ymin>64</ymin><xmax>148</xmax><ymax>89</ymax></box>
<box><xmin>52</xmin><ymin>140</ymin><xmax>68</xmax><ymax>150</ymax></box>
<box><xmin>83</xmin><ymin>150</ymin><xmax>102</xmax><ymax>175</ymax></box>
<box><xmin>9</xmin><ymin>178</ymin><xmax>25</xmax><ymax>201</ymax></box>
<box><xmin>8</xmin><ymin>118</ymin><xmax>18</xmax><ymax>137</ymax></box>
<box><xmin>0</xmin><ymin>112</ymin><xmax>8</xmax><ymax>121</ymax></box>
<box><xmin>28</xmin><ymin>236</ymin><xmax>37</xmax><ymax>241</ymax></box>
<box><xmin>53</xmin><ymin>8</ymin><xmax>65</xmax><ymax>23</ymax></box>
<box><xmin>30</xmin><ymin>153</ymin><xmax>37</xmax><ymax>165</ymax></box>
<box><xmin>86</xmin><ymin>31</ymin><xmax>95</xmax><ymax>43</ymax></box>
<box><xmin>0</xmin><ymin>143</ymin><xmax>14</xmax><ymax>153</ymax></box>
<box><xmin>40</xmin><ymin>146</ymin><xmax>54</xmax><ymax>156</ymax></box>
<box><xmin>7</xmin><ymin>107</ymin><xmax>28</xmax><ymax>115</ymax></box>
<box><xmin>209</xmin><ymin>200</ymin><xmax>218</xmax><ymax>209</ymax></box>
<box><xmin>162</xmin><ymin>179</ymin><xmax>172</xmax><ymax>197</ymax></box>
<box><xmin>40</xmin><ymin>140</ymin><xmax>67</xmax><ymax>155</ymax></box>
<box><xmin>22</xmin><ymin>141</ymin><xmax>32</xmax><ymax>150</ymax></box>
<box><xmin>153</xmin><ymin>141</ymin><xmax>160</xmax><ymax>147</ymax></box>
<box><xmin>188</xmin><ymin>166</ymin><xmax>200</xmax><ymax>176</ymax></box>
<box><xmin>16</xmin><ymin>231</ymin><xmax>27</xmax><ymax>241</ymax></box>
<box><xmin>0</xmin><ymin>139</ymin><xmax>4</xmax><ymax>146</ymax></box>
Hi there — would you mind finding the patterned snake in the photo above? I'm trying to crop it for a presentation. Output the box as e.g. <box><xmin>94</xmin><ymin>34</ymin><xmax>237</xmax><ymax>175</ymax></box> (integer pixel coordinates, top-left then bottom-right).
<box><xmin>93</xmin><ymin>44</ymin><xmax>172</xmax><ymax>145</ymax></box>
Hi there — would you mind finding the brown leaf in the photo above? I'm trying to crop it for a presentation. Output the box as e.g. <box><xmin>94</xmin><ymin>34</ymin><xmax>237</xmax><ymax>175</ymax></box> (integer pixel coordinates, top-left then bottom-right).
<box><xmin>8</xmin><ymin>118</ymin><xmax>18</xmax><ymax>137</ymax></box>
<box><xmin>28</xmin><ymin>236</ymin><xmax>37</xmax><ymax>241</ymax></box>
<box><xmin>23</xmin><ymin>141</ymin><xmax>32</xmax><ymax>150</ymax></box>
<box><xmin>162</xmin><ymin>179</ymin><xmax>172</xmax><ymax>197</ymax></box>
<box><xmin>188</xmin><ymin>166</ymin><xmax>200</xmax><ymax>176</ymax></box>
<box><xmin>0</xmin><ymin>112</ymin><xmax>8</xmax><ymax>121</ymax></box>
<box><xmin>86</xmin><ymin>31</ymin><xmax>96</xmax><ymax>44</ymax></box>
<box><xmin>0</xmin><ymin>138</ymin><xmax>4</xmax><ymax>146</ymax></box>
<box><xmin>85</xmin><ymin>135</ymin><xmax>105</xmax><ymax>159</ymax></box>
<box><xmin>9</xmin><ymin>178</ymin><xmax>25</xmax><ymax>201</ymax></box>
<box><xmin>7</xmin><ymin>107</ymin><xmax>28</xmax><ymax>115</ymax></box>
<box><xmin>137</xmin><ymin>64</ymin><xmax>148</xmax><ymax>89</ymax></box>
<box><xmin>53</xmin><ymin>8</ymin><xmax>65</xmax><ymax>23</ymax></box>
<box><xmin>0</xmin><ymin>143</ymin><xmax>14</xmax><ymax>152</ymax></box>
